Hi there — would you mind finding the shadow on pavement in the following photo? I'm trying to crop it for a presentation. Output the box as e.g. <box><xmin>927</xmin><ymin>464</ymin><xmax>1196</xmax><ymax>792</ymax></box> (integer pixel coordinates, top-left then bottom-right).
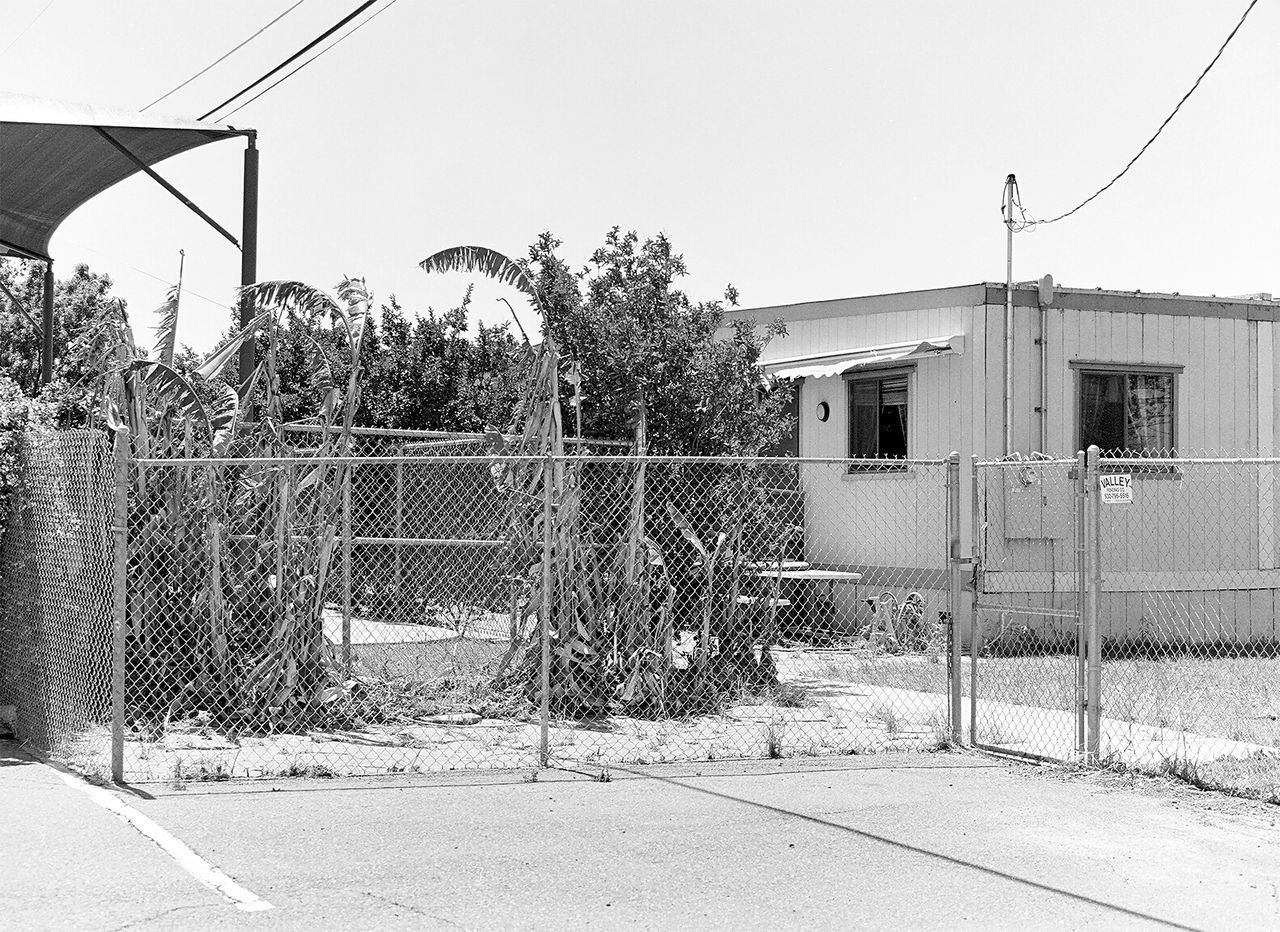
<box><xmin>0</xmin><ymin>739</ymin><xmax>36</xmax><ymax>767</ymax></box>
<box><xmin>611</xmin><ymin>763</ymin><xmax>1206</xmax><ymax>932</ymax></box>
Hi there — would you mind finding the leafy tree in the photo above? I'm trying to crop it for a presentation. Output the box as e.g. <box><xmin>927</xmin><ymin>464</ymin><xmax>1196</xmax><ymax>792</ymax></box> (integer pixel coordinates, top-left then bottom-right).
<box><xmin>239</xmin><ymin>285</ymin><xmax>528</xmax><ymax>432</ymax></box>
<box><xmin>526</xmin><ymin>228</ymin><xmax>788</xmax><ymax>455</ymax></box>
<box><xmin>0</xmin><ymin>260</ymin><xmax>128</xmax><ymax>422</ymax></box>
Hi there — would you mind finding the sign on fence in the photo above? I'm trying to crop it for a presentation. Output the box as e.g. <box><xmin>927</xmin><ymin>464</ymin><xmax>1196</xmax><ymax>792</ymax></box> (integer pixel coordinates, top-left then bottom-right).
<box><xmin>1099</xmin><ymin>473</ymin><xmax>1133</xmax><ymax>505</ymax></box>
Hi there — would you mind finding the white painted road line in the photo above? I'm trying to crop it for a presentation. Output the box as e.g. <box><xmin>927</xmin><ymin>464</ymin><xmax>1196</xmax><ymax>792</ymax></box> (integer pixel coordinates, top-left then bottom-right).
<box><xmin>46</xmin><ymin>766</ymin><xmax>274</xmax><ymax>913</ymax></box>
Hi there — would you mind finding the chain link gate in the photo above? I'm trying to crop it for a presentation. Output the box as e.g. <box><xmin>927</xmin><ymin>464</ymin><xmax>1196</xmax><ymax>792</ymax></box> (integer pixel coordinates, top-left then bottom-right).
<box><xmin>970</xmin><ymin>454</ymin><xmax>1088</xmax><ymax>762</ymax></box>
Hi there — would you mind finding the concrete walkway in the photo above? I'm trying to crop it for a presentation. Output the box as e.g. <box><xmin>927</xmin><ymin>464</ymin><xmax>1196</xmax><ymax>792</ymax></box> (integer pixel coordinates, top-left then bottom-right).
<box><xmin>6</xmin><ymin>743</ymin><xmax>1280</xmax><ymax>930</ymax></box>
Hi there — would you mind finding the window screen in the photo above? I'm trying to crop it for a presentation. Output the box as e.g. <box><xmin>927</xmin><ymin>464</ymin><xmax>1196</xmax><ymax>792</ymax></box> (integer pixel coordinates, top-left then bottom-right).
<box><xmin>848</xmin><ymin>373</ymin><xmax>909</xmax><ymax>460</ymax></box>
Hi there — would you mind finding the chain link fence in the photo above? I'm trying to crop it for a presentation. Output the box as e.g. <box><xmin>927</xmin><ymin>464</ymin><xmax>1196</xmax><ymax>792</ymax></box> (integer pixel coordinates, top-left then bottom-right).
<box><xmin>971</xmin><ymin>457</ymin><xmax>1086</xmax><ymax>762</ymax></box>
<box><xmin>1091</xmin><ymin>454</ymin><xmax>1280</xmax><ymax>802</ymax></box>
<box><xmin>0</xmin><ymin>430</ymin><xmax>116</xmax><ymax>775</ymax></box>
<box><xmin>13</xmin><ymin>431</ymin><xmax>1272</xmax><ymax>801</ymax></box>
<box><xmin>109</xmin><ymin>451</ymin><xmax>955</xmax><ymax>781</ymax></box>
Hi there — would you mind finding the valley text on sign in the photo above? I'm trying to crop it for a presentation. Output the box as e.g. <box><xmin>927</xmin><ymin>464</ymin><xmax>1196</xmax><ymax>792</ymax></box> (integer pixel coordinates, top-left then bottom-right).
<box><xmin>1099</xmin><ymin>473</ymin><xmax>1133</xmax><ymax>505</ymax></box>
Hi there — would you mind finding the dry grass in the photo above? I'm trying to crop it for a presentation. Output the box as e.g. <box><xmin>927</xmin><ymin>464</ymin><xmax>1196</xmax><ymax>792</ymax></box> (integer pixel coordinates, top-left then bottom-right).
<box><xmin>869</xmin><ymin>702</ymin><xmax>900</xmax><ymax>736</ymax></box>
<box><xmin>812</xmin><ymin>651</ymin><xmax>1280</xmax><ymax>749</ymax></box>
<box><xmin>801</xmin><ymin>647</ymin><xmax>1280</xmax><ymax>801</ymax></box>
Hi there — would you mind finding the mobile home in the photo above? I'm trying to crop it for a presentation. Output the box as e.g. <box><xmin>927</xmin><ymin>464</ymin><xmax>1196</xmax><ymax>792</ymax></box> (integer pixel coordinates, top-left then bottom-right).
<box><xmin>731</xmin><ymin>282</ymin><xmax>1280</xmax><ymax>644</ymax></box>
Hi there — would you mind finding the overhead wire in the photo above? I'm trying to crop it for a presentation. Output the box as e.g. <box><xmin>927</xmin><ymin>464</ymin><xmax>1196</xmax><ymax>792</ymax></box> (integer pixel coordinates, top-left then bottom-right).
<box><xmin>198</xmin><ymin>0</ymin><xmax>381</xmax><ymax>121</ymax></box>
<box><xmin>215</xmin><ymin>0</ymin><xmax>401</xmax><ymax>121</ymax></box>
<box><xmin>0</xmin><ymin>0</ymin><xmax>57</xmax><ymax>60</ymax></box>
<box><xmin>141</xmin><ymin>0</ymin><xmax>310</xmax><ymax>112</ymax></box>
<box><xmin>60</xmin><ymin>238</ymin><xmax>230</xmax><ymax>314</ymax></box>
<box><xmin>1001</xmin><ymin>176</ymin><xmax>1039</xmax><ymax>233</ymax></box>
<box><xmin>1020</xmin><ymin>0</ymin><xmax>1262</xmax><ymax>229</ymax></box>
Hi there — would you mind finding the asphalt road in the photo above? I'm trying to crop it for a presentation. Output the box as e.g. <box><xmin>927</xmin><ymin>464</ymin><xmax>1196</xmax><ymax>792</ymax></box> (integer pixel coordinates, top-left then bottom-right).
<box><xmin>3</xmin><ymin>744</ymin><xmax>1279</xmax><ymax>931</ymax></box>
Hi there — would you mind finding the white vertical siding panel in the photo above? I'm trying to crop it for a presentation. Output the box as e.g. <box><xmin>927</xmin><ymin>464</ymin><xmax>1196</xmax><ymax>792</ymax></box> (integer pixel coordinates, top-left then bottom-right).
<box><xmin>1202</xmin><ymin>317</ymin><xmax>1223</xmax><ymax>452</ymax></box>
<box><xmin>1186</xmin><ymin>317</ymin><xmax>1206</xmax><ymax>452</ymax></box>
<box><xmin>1046</xmin><ymin>308</ymin><xmax>1067</xmax><ymax>455</ymax></box>
<box><xmin>970</xmin><ymin>309</ymin><xmax>988</xmax><ymax>461</ymax></box>
<box><xmin>985</xmin><ymin>306</ymin><xmax>1004</xmax><ymax>458</ymax></box>
<box><xmin>1015</xmin><ymin>307</ymin><xmax>1037</xmax><ymax>453</ymax></box>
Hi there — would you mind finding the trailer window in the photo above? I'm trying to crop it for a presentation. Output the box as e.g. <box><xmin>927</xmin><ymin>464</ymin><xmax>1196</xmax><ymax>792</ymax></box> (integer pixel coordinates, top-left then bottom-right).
<box><xmin>1079</xmin><ymin>369</ymin><xmax>1175</xmax><ymax>455</ymax></box>
<box><xmin>848</xmin><ymin>371</ymin><xmax>908</xmax><ymax>465</ymax></box>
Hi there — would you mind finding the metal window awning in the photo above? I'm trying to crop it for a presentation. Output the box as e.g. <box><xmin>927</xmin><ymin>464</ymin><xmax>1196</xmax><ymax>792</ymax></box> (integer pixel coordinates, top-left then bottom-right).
<box><xmin>763</xmin><ymin>335</ymin><xmax>965</xmax><ymax>380</ymax></box>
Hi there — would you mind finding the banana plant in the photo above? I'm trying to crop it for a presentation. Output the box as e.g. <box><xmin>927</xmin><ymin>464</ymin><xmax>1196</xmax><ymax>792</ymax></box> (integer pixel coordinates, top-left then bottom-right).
<box><xmin>95</xmin><ymin>277</ymin><xmax>377</xmax><ymax>730</ymax></box>
<box><xmin>421</xmin><ymin>246</ymin><xmax>620</xmax><ymax>715</ymax></box>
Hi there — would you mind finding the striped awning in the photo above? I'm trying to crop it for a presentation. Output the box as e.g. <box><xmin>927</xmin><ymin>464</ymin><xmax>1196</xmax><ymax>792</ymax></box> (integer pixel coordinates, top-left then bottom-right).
<box><xmin>764</xmin><ymin>335</ymin><xmax>964</xmax><ymax>380</ymax></box>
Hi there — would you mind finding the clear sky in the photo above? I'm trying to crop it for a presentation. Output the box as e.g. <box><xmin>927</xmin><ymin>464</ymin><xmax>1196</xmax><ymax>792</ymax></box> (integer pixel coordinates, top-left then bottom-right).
<box><xmin>2</xmin><ymin>0</ymin><xmax>1276</xmax><ymax>352</ymax></box>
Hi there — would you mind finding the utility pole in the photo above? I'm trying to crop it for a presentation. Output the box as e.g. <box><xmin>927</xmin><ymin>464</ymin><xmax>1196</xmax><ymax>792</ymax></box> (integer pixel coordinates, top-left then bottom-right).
<box><xmin>1003</xmin><ymin>173</ymin><xmax>1016</xmax><ymax>456</ymax></box>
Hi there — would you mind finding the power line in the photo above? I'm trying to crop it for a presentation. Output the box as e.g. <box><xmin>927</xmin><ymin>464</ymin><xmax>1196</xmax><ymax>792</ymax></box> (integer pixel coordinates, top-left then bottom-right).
<box><xmin>198</xmin><ymin>0</ymin><xmax>381</xmax><ymax>121</ymax></box>
<box><xmin>1027</xmin><ymin>0</ymin><xmax>1261</xmax><ymax>228</ymax></box>
<box><xmin>61</xmin><ymin>238</ymin><xmax>230</xmax><ymax>313</ymax></box>
<box><xmin>0</xmin><ymin>0</ymin><xmax>57</xmax><ymax>60</ymax></box>
<box><xmin>217</xmin><ymin>0</ymin><xmax>401</xmax><ymax>121</ymax></box>
<box><xmin>141</xmin><ymin>0</ymin><xmax>310</xmax><ymax>113</ymax></box>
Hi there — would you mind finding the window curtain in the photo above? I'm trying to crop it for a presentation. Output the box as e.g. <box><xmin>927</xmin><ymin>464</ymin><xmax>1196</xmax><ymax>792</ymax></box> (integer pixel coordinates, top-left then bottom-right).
<box><xmin>1080</xmin><ymin>373</ymin><xmax>1125</xmax><ymax>452</ymax></box>
<box><xmin>1125</xmin><ymin>374</ymin><xmax>1173</xmax><ymax>454</ymax></box>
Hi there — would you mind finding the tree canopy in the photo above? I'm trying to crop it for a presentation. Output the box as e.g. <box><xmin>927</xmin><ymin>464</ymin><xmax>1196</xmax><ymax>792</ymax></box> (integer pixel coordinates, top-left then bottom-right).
<box><xmin>0</xmin><ymin>229</ymin><xmax>789</xmax><ymax>452</ymax></box>
<box><xmin>531</xmin><ymin>228</ymin><xmax>788</xmax><ymax>455</ymax></box>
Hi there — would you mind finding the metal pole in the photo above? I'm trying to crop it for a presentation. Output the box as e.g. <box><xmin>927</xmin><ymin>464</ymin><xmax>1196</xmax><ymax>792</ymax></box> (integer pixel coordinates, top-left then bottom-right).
<box><xmin>1003</xmin><ymin>173</ymin><xmax>1015</xmax><ymax>456</ymax></box>
<box><xmin>237</xmin><ymin>134</ymin><xmax>259</xmax><ymax>390</ymax></box>
<box><xmin>539</xmin><ymin>456</ymin><xmax>553</xmax><ymax>768</ymax></box>
<box><xmin>393</xmin><ymin>454</ymin><xmax>404</xmax><ymax>623</ymax></box>
<box><xmin>40</xmin><ymin>260</ymin><xmax>54</xmax><ymax>385</ymax></box>
<box><xmin>1038</xmin><ymin>298</ymin><xmax>1048</xmax><ymax>454</ymax></box>
<box><xmin>1085</xmin><ymin>444</ymin><xmax>1103</xmax><ymax>763</ymax></box>
<box><xmin>341</xmin><ymin>466</ymin><xmax>352</xmax><ymax>675</ymax></box>
<box><xmin>947</xmin><ymin>452</ymin><xmax>962</xmax><ymax>743</ymax></box>
<box><xmin>969</xmin><ymin>454</ymin><xmax>980</xmax><ymax>746</ymax></box>
<box><xmin>1074</xmin><ymin>448</ymin><xmax>1087</xmax><ymax>756</ymax></box>
<box><xmin>109</xmin><ymin>429</ymin><xmax>129</xmax><ymax>783</ymax></box>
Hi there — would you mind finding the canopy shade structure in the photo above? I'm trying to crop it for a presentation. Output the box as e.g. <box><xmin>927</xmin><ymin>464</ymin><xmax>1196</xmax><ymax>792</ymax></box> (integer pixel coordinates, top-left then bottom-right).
<box><xmin>0</xmin><ymin>91</ymin><xmax>258</xmax><ymax>385</ymax></box>
<box><xmin>764</xmin><ymin>335</ymin><xmax>965</xmax><ymax>380</ymax></box>
<box><xmin>0</xmin><ymin>91</ymin><xmax>246</xmax><ymax>262</ymax></box>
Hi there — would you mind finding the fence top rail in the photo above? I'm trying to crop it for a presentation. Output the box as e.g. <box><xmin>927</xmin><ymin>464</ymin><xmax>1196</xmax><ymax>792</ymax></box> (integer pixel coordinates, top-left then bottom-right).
<box><xmin>134</xmin><ymin>454</ymin><xmax>951</xmax><ymax>467</ymax></box>
<box><xmin>1099</xmin><ymin>455</ymin><xmax>1280</xmax><ymax>466</ymax></box>
<box><xmin>279</xmin><ymin>423</ymin><xmax>631</xmax><ymax>447</ymax></box>
<box><xmin>975</xmin><ymin>457</ymin><xmax>1079</xmax><ymax>468</ymax></box>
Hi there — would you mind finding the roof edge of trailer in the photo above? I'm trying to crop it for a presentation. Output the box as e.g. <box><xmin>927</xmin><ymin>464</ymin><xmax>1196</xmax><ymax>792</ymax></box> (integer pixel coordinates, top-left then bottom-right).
<box><xmin>729</xmin><ymin>282</ymin><xmax>1280</xmax><ymax>325</ymax></box>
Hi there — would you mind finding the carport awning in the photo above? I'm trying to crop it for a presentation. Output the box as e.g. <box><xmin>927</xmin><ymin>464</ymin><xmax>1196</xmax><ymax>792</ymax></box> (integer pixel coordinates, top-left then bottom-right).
<box><xmin>764</xmin><ymin>335</ymin><xmax>965</xmax><ymax>380</ymax></box>
<box><xmin>0</xmin><ymin>91</ymin><xmax>242</xmax><ymax>261</ymax></box>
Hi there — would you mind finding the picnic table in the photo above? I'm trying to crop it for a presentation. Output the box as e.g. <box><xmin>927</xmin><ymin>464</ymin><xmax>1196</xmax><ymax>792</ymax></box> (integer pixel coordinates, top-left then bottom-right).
<box><xmin>743</xmin><ymin>560</ymin><xmax>812</xmax><ymax>572</ymax></box>
<box><xmin>746</xmin><ymin>565</ymin><xmax>863</xmax><ymax>644</ymax></box>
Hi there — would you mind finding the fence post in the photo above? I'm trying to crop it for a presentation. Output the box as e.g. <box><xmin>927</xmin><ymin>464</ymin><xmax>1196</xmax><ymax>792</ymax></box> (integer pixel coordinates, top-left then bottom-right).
<box><xmin>1074</xmin><ymin>448</ymin><xmax>1088</xmax><ymax>757</ymax></box>
<box><xmin>1085</xmin><ymin>444</ymin><xmax>1103</xmax><ymax>764</ymax></box>
<box><xmin>341</xmin><ymin>466</ymin><xmax>352</xmax><ymax>675</ymax></box>
<box><xmin>539</xmin><ymin>455</ymin><xmax>553</xmax><ymax>768</ymax></box>
<box><xmin>946</xmin><ymin>452</ymin><xmax>962</xmax><ymax>743</ymax></box>
<box><xmin>393</xmin><ymin>452</ymin><xmax>404</xmax><ymax>624</ymax></box>
<box><xmin>109</xmin><ymin>429</ymin><xmax>129</xmax><ymax>784</ymax></box>
<box><xmin>969</xmin><ymin>454</ymin><xmax>980</xmax><ymax>747</ymax></box>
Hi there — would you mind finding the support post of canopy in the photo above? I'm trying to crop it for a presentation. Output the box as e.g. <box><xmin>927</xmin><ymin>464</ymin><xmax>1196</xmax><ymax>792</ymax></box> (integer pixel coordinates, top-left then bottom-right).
<box><xmin>41</xmin><ymin>260</ymin><xmax>54</xmax><ymax>385</ymax></box>
<box><xmin>238</xmin><ymin>133</ymin><xmax>259</xmax><ymax>389</ymax></box>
